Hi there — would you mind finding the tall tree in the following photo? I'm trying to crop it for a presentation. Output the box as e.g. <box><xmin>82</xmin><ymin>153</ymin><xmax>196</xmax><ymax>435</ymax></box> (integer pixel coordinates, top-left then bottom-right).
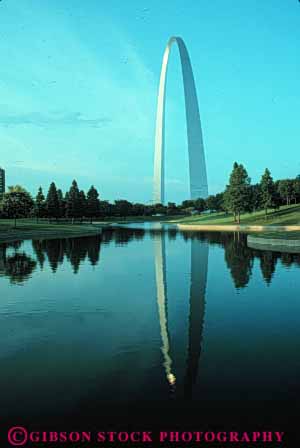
<box><xmin>247</xmin><ymin>184</ymin><xmax>261</xmax><ymax>212</ymax></box>
<box><xmin>86</xmin><ymin>186</ymin><xmax>100</xmax><ymax>223</ymax></box>
<box><xmin>277</xmin><ymin>179</ymin><xmax>294</xmax><ymax>206</ymax></box>
<box><xmin>66</xmin><ymin>180</ymin><xmax>81</xmax><ymax>223</ymax></box>
<box><xmin>226</xmin><ymin>162</ymin><xmax>251</xmax><ymax>223</ymax></box>
<box><xmin>46</xmin><ymin>182</ymin><xmax>60</xmax><ymax>221</ymax></box>
<box><xmin>293</xmin><ymin>176</ymin><xmax>300</xmax><ymax>203</ymax></box>
<box><xmin>260</xmin><ymin>168</ymin><xmax>275</xmax><ymax>217</ymax></box>
<box><xmin>57</xmin><ymin>189</ymin><xmax>65</xmax><ymax>218</ymax></box>
<box><xmin>35</xmin><ymin>186</ymin><xmax>45</xmax><ymax>222</ymax></box>
<box><xmin>79</xmin><ymin>190</ymin><xmax>87</xmax><ymax>221</ymax></box>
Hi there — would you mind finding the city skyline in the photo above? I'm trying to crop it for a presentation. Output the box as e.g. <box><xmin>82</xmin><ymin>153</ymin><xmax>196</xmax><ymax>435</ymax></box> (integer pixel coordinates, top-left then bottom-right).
<box><xmin>0</xmin><ymin>1</ymin><xmax>300</xmax><ymax>202</ymax></box>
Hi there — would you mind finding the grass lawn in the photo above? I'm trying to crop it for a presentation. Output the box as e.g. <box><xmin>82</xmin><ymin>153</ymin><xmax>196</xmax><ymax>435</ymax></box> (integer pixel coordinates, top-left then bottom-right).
<box><xmin>173</xmin><ymin>204</ymin><xmax>300</xmax><ymax>226</ymax></box>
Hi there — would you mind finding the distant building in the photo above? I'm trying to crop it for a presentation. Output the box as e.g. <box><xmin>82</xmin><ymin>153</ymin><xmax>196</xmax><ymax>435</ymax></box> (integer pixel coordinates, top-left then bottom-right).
<box><xmin>0</xmin><ymin>167</ymin><xmax>5</xmax><ymax>194</ymax></box>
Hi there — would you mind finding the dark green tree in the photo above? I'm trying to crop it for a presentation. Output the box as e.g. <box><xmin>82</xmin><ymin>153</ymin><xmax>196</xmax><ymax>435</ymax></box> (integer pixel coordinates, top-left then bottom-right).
<box><xmin>260</xmin><ymin>168</ymin><xmax>275</xmax><ymax>217</ymax></box>
<box><xmin>248</xmin><ymin>184</ymin><xmax>261</xmax><ymax>212</ymax></box>
<box><xmin>34</xmin><ymin>186</ymin><xmax>45</xmax><ymax>222</ymax></box>
<box><xmin>57</xmin><ymin>189</ymin><xmax>66</xmax><ymax>218</ymax></box>
<box><xmin>86</xmin><ymin>186</ymin><xmax>100</xmax><ymax>223</ymax></box>
<box><xmin>66</xmin><ymin>180</ymin><xmax>81</xmax><ymax>223</ymax></box>
<box><xmin>132</xmin><ymin>203</ymin><xmax>146</xmax><ymax>216</ymax></box>
<box><xmin>2</xmin><ymin>187</ymin><xmax>34</xmax><ymax>227</ymax></box>
<box><xmin>277</xmin><ymin>179</ymin><xmax>294</xmax><ymax>206</ymax></box>
<box><xmin>181</xmin><ymin>199</ymin><xmax>195</xmax><ymax>209</ymax></box>
<box><xmin>226</xmin><ymin>162</ymin><xmax>251</xmax><ymax>223</ymax></box>
<box><xmin>79</xmin><ymin>190</ymin><xmax>87</xmax><ymax>221</ymax></box>
<box><xmin>205</xmin><ymin>195</ymin><xmax>219</xmax><ymax>212</ymax></box>
<box><xmin>215</xmin><ymin>193</ymin><xmax>225</xmax><ymax>212</ymax></box>
<box><xmin>166</xmin><ymin>202</ymin><xmax>178</xmax><ymax>215</ymax></box>
<box><xmin>46</xmin><ymin>182</ymin><xmax>60</xmax><ymax>221</ymax></box>
<box><xmin>99</xmin><ymin>200</ymin><xmax>112</xmax><ymax>217</ymax></box>
<box><xmin>194</xmin><ymin>198</ymin><xmax>206</xmax><ymax>213</ymax></box>
<box><xmin>293</xmin><ymin>176</ymin><xmax>300</xmax><ymax>203</ymax></box>
<box><xmin>114</xmin><ymin>200</ymin><xmax>133</xmax><ymax>217</ymax></box>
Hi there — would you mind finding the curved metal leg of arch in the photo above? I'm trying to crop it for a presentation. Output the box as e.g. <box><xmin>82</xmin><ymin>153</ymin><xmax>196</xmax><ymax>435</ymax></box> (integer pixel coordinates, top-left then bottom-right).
<box><xmin>153</xmin><ymin>37</ymin><xmax>208</xmax><ymax>204</ymax></box>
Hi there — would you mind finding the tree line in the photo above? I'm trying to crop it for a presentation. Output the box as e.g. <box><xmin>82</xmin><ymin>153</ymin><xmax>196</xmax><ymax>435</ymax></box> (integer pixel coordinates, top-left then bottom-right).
<box><xmin>179</xmin><ymin>165</ymin><xmax>300</xmax><ymax>223</ymax></box>
<box><xmin>0</xmin><ymin>167</ymin><xmax>300</xmax><ymax>226</ymax></box>
<box><xmin>0</xmin><ymin>181</ymin><xmax>101</xmax><ymax>226</ymax></box>
<box><xmin>222</xmin><ymin>164</ymin><xmax>300</xmax><ymax>222</ymax></box>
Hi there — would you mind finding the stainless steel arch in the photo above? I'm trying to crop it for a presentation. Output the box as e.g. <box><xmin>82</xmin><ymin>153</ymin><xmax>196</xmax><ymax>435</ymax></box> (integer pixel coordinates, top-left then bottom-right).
<box><xmin>153</xmin><ymin>36</ymin><xmax>208</xmax><ymax>204</ymax></box>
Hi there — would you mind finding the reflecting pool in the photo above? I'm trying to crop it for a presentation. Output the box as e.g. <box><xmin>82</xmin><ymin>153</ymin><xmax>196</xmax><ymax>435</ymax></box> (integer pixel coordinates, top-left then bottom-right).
<box><xmin>0</xmin><ymin>229</ymin><xmax>299</xmax><ymax>439</ymax></box>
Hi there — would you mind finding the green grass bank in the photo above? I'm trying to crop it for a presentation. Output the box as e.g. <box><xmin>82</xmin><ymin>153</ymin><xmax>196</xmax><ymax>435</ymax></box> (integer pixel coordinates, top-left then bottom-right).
<box><xmin>173</xmin><ymin>204</ymin><xmax>300</xmax><ymax>227</ymax></box>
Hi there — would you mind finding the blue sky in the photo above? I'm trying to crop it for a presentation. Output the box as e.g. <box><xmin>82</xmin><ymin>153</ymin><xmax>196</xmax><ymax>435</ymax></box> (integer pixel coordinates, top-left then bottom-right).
<box><xmin>0</xmin><ymin>0</ymin><xmax>300</xmax><ymax>203</ymax></box>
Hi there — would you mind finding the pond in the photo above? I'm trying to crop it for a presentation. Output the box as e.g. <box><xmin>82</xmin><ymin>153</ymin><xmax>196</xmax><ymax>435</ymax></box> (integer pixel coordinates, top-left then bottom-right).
<box><xmin>0</xmin><ymin>228</ymin><xmax>299</xmax><ymax>438</ymax></box>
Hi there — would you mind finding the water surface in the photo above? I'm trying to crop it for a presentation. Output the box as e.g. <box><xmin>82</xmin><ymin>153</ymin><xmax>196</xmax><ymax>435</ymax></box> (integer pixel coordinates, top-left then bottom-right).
<box><xmin>1</xmin><ymin>229</ymin><xmax>299</xmax><ymax>437</ymax></box>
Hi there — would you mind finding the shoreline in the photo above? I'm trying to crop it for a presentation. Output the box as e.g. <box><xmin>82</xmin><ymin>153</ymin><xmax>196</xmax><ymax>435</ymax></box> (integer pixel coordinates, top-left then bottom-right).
<box><xmin>177</xmin><ymin>224</ymin><xmax>300</xmax><ymax>232</ymax></box>
<box><xmin>0</xmin><ymin>227</ymin><xmax>102</xmax><ymax>244</ymax></box>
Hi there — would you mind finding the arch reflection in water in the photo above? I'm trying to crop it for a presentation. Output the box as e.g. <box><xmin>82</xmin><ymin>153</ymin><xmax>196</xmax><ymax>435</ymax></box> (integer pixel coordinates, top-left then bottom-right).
<box><xmin>154</xmin><ymin>232</ymin><xmax>208</xmax><ymax>397</ymax></box>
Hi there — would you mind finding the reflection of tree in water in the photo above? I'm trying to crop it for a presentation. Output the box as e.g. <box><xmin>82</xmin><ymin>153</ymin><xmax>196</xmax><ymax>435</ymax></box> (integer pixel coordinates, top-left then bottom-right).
<box><xmin>223</xmin><ymin>235</ymin><xmax>253</xmax><ymax>289</ymax></box>
<box><xmin>86</xmin><ymin>236</ymin><xmax>101</xmax><ymax>266</ymax></box>
<box><xmin>280</xmin><ymin>252</ymin><xmax>294</xmax><ymax>268</ymax></box>
<box><xmin>45</xmin><ymin>239</ymin><xmax>65</xmax><ymax>272</ymax></box>
<box><xmin>32</xmin><ymin>240</ymin><xmax>46</xmax><ymax>270</ymax></box>
<box><xmin>178</xmin><ymin>231</ymin><xmax>300</xmax><ymax>289</ymax></box>
<box><xmin>1</xmin><ymin>229</ymin><xmax>300</xmax><ymax>287</ymax></box>
<box><xmin>0</xmin><ymin>236</ymin><xmax>103</xmax><ymax>282</ymax></box>
<box><xmin>114</xmin><ymin>229</ymin><xmax>145</xmax><ymax>245</ymax></box>
<box><xmin>292</xmin><ymin>254</ymin><xmax>300</xmax><ymax>267</ymax></box>
<box><xmin>167</xmin><ymin>229</ymin><xmax>177</xmax><ymax>241</ymax></box>
<box><xmin>0</xmin><ymin>241</ymin><xmax>25</xmax><ymax>281</ymax></box>
<box><xmin>4</xmin><ymin>253</ymin><xmax>37</xmax><ymax>285</ymax></box>
<box><xmin>31</xmin><ymin>236</ymin><xmax>103</xmax><ymax>274</ymax></box>
<box><xmin>258</xmin><ymin>251</ymin><xmax>277</xmax><ymax>285</ymax></box>
<box><xmin>181</xmin><ymin>232</ymin><xmax>254</xmax><ymax>289</ymax></box>
<box><xmin>64</xmin><ymin>238</ymin><xmax>88</xmax><ymax>274</ymax></box>
<box><xmin>32</xmin><ymin>239</ymin><xmax>65</xmax><ymax>272</ymax></box>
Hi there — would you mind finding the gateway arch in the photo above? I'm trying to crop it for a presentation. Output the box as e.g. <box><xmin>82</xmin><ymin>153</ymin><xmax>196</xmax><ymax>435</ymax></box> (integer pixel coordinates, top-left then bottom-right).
<box><xmin>153</xmin><ymin>37</ymin><xmax>208</xmax><ymax>204</ymax></box>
